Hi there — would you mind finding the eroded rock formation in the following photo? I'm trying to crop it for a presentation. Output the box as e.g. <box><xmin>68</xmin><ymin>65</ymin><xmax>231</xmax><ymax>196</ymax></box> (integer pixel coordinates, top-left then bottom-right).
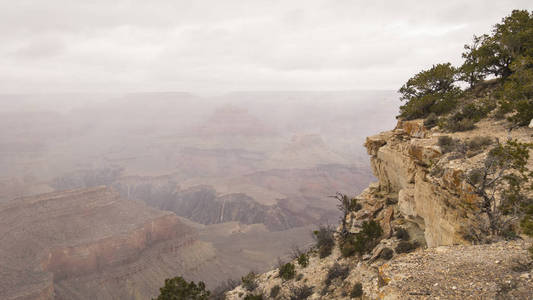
<box><xmin>0</xmin><ymin>186</ymin><xmax>205</xmax><ymax>300</ymax></box>
<box><xmin>225</xmin><ymin>118</ymin><xmax>533</xmax><ymax>299</ymax></box>
<box><xmin>365</xmin><ymin>120</ymin><xmax>476</xmax><ymax>246</ymax></box>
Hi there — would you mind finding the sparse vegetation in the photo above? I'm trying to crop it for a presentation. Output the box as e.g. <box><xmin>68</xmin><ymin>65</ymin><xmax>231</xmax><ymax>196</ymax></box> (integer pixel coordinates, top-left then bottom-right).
<box><xmin>466</xmin><ymin>136</ymin><xmax>493</xmax><ymax>151</ymax></box>
<box><xmin>380</xmin><ymin>247</ymin><xmax>394</xmax><ymax>260</ymax></box>
<box><xmin>333</xmin><ymin>192</ymin><xmax>362</xmax><ymax>236</ymax></box>
<box><xmin>394</xmin><ymin>227</ymin><xmax>410</xmax><ymax>241</ymax></box>
<box><xmin>270</xmin><ymin>285</ymin><xmax>281</xmax><ymax>298</ymax></box>
<box><xmin>423</xmin><ymin>112</ymin><xmax>439</xmax><ymax>128</ymax></box>
<box><xmin>297</xmin><ymin>253</ymin><xmax>309</xmax><ymax>268</ymax></box>
<box><xmin>395</xmin><ymin>241</ymin><xmax>418</xmax><ymax>254</ymax></box>
<box><xmin>350</xmin><ymin>282</ymin><xmax>363</xmax><ymax>298</ymax></box>
<box><xmin>154</xmin><ymin>276</ymin><xmax>210</xmax><ymax>300</ymax></box>
<box><xmin>340</xmin><ymin>220</ymin><xmax>383</xmax><ymax>257</ymax></box>
<box><xmin>438</xmin><ymin>136</ymin><xmax>458</xmax><ymax>154</ymax></box>
<box><xmin>312</xmin><ymin>225</ymin><xmax>335</xmax><ymax>258</ymax></box>
<box><xmin>279</xmin><ymin>263</ymin><xmax>296</xmax><ymax>281</ymax></box>
<box><xmin>466</xmin><ymin>140</ymin><xmax>532</xmax><ymax>237</ymax></box>
<box><xmin>289</xmin><ymin>285</ymin><xmax>314</xmax><ymax>300</ymax></box>
<box><xmin>241</xmin><ymin>272</ymin><xmax>258</xmax><ymax>291</ymax></box>
<box><xmin>211</xmin><ymin>279</ymin><xmax>240</xmax><ymax>300</ymax></box>
<box><xmin>438</xmin><ymin>135</ymin><xmax>494</xmax><ymax>157</ymax></box>
<box><xmin>244</xmin><ymin>294</ymin><xmax>263</xmax><ymax>300</ymax></box>
<box><xmin>324</xmin><ymin>263</ymin><xmax>350</xmax><ymax>286</ymax></box>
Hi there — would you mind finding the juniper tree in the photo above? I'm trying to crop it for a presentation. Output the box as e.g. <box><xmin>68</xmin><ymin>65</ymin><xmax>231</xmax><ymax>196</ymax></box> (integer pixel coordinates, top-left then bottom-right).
<box><xmin>465</xmin><ymin>139</ymin><xmax>532</xmax><ymax>236</ymax></box>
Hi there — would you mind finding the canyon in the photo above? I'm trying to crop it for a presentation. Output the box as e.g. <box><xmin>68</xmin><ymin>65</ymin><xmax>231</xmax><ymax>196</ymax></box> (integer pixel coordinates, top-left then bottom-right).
<box><xmin>0</xmin><ymin>91</ymin><xmax>399</xmax><ymax>299</ymax></box>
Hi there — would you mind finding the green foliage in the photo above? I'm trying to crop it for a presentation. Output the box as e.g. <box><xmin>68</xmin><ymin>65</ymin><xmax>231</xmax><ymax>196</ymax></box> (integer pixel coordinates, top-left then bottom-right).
<box><xmin>521</xmin><ymin>205</ymin><xmax>533</xmax><ymax>236</ymax></box>
<box><xmin>441</xmin><ymin>101</ymin><xmax>495</xmax><ymax>132</ymax></box>
<box><xmin>350</xmin><ymin>282</ymin><xmax>363</xmax><ymax>298</ymax></box>
<box><xmin>362</xmin><ymin>219</ymin><xmax>383</xmax><ymax>238</ymax></box>
<box><xmin>379</xmin><ymin>247</ymin><xmax>394</xmax><ymax>260</ymax></box>
<box><xmin>423</xmin><ymin>112</ymin><xmax>439</xmax><ymax>128</ymax></box>
<box><xmin>460</xmin><ymin>10</ymin><xmax>533</xmax><ymax>80</ymax></box>
<box><xmin>394</xmin><ymin>227</ymin><xmax>410</xmax><ymax>241</ymax></box>
<box><xmin>154</xmin><ymin>276</ymin><xmax>210</xmax><ymax>300</ymax></box>
<box><xmin>502</xmin><ymin>55</ymin><xmax>533</xmax><ymax>126</ymax></box>
<box><xmin>400</xmin><ymin>10</ymin><xmax>533</xmax><ymax>127</ymax></box>
<box><xmin>459</xmin><ymin>10</ymin><xmax>533</xmax><ymax>126</ymax></box>
<box><xmin>270</xmin><ymin>285</ymin><xmax>281</xmax><ymax>298</ymax></box>
<box><xmin>244</xmin><ymin>294</ymin><xmax>263</xmax><ymax>300</ymax></box>
<box><xmin>466</xmin><ymin>136</ymin><xmax>493</xmax><ymax>151</ymax></box>
<box><xmin>241</xmin><ymin>272</ymin><xmax>258</xmax><ymax>291</ymax></box>
<box><xmin>279</xmin><ymin>263</ymin><xmax>296</xmax><ymax>281</ymax></box>
<box><xmin>335</xmin><ymin>193</ymin><xmax>362</xmax><ymax>213</ymax></box>
<box><xmin>395</xmin><ymin>241</ymin><xmax>417</xmax><ymax>254</ymax></box>
<box><xmin>399</xmin><ymin>63</ymin><xmax>462</xmax><ymax>119</ymax></box>
<box><xmin>289</xmin><ymin>285</ymin><xmax>314</xmax><ymax>300</ymax></box>
<box><xmin>211</xmin><ymin>279</ymin><xmax>239</xmax><ymax>300</ymax></box>
<box><xmin>339</xmin><ymin>220</ymin><xmax>383</xmax><ymax>257</ymax></box>
<box><xmin>466</xmin><ymin>140</ymin><xmax>532</xmax><ymax>235</ymax></box>
<box><xmin>438</xmin><ymin>136</ymin><xmax>457</xmax><ymax>153</ymax></box>
<box><xmin>446</xmin><ymin>118</ymin><xmax>476</xmax><ymax>132</ymax></box>
<box><xmin>297</xmin><ymin>253</ymin><xmax>309</xmax><ymax>268</ymax></box>
<box><xmin>324</xmin><ymin>263</ymin><xmax>350</xmax><ymax>286</ymax></box>
<box><xmin>333</xmin><ymin>193</ymin><xmax>362</xmax><ymax>236</ymax></box>
<box><xmin>312</xmin><ymin>225</ymin><xmax>335</xmax><ymax>258</ymax></box>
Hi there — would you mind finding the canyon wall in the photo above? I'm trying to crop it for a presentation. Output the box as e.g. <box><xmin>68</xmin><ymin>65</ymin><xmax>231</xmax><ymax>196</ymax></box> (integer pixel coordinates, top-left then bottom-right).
<box><xmin>0</xmin><ymin>186</ymin><xmax>208</xmax><ymax>300</ymax></box>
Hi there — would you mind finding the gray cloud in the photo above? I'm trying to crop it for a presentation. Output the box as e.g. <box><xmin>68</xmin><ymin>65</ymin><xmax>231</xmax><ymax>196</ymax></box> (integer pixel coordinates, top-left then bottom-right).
<box><xmin>0</xmin><ymin>0</ymin><xmax>532</xmax><ymax>94</ymax></box>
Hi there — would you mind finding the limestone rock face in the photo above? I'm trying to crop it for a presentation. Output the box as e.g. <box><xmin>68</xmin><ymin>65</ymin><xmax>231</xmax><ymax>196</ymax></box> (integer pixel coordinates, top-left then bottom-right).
<box><xmin>0</xmin><ymin>186</ymin><xmax>206</xmax><ymax>300</ymax></box>
<box><xmin>364</xmin><ymin>122</ymin><xmax>479</xmax><ymax>247</ymax></box>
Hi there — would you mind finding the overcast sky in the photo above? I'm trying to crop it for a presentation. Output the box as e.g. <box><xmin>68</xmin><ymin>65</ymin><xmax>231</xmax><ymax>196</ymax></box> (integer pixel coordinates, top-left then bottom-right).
<box><xmin>1</xmin><ymin>1</ymin><xmax>532</xmax><ymax>94</ymax></box>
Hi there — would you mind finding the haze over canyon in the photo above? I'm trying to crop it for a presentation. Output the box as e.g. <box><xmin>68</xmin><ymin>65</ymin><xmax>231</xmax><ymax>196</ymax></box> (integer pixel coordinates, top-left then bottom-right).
<box><xmin>0</xmin><ymin>91</ymin><xmax>398</xmax><ymax>299</ymax></box>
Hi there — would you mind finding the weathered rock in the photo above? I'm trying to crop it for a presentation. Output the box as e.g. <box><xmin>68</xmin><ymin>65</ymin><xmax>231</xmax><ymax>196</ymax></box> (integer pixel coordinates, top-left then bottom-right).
<box><xmin>365</xmin><ymin>124</ymin><xmax>479</xmax><ymax>247</ymax></box>
<box><xmin>379</xmin><ymin>241</ymin><xmax>533</xmax><ymax>299</ymax></box>
<box><xmin>365</xmin><ymin>132</ymin><xmax>393</xmax><ymax>156</ymax></box>
<box><xmin>397</xmin><ymin>119</ymin><xmax>427</xmax><ymax>138</ymax></box>
<box><xmin>0</xmin><ymin>186</ymin><xmax>202</xmax><ymax>300</ymax></box>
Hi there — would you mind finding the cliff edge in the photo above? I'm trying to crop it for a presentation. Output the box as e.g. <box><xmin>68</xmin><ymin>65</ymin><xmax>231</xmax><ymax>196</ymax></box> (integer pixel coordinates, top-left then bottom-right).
<box><xmin>226</xmin><ymin>118</ymin><xmax>533</xmax><ymax>299</ymax></box>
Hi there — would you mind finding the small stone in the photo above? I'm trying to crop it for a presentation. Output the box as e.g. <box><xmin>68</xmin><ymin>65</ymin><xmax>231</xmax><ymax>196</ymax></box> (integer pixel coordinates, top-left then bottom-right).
<box><xmin>452</xmin><ymin>286</ymin><xmax>457</xmax><ymax>290</ymax></box>
<box><xmin>434</xmin><ymin>283</ymin><xmax>439</xmax><ymax>286</ymax></box>
<box><xmin>529</xmin><ymin>118</ymin><xmax>533</xmax><ymax>128</ymax></box>
<box><xmin>520</xmin><ymin>273</ymin><xmax>530</xmax><ymax>279</ymax></box>
<box><xmin>494</xmin><ymin>260</ymin><xmax>500</xmax><ymax>264</ymax></box>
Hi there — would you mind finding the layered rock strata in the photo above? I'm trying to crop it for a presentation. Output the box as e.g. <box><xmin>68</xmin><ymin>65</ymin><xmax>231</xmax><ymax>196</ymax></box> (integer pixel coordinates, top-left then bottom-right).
<box><xmin>0</xmin><ymin>186</ymin><xmax>201</xmax><ymax>300</ymax></box>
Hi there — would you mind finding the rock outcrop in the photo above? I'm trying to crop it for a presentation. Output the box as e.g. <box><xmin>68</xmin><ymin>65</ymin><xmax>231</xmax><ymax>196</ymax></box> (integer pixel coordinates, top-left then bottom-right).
<box><xmin>366</xmin><ymin>119</ymin><xmax>532</xmax><ymax>247</ymax></box>
<box><xmin>225</xmin><ymin>118</ymin><xmax>533</xmax><ymax>299</ymax></box>
<box><xmin>365</xmin><ymin>120</ymin><xmax>475</xmax><ymax>247</ymax></box>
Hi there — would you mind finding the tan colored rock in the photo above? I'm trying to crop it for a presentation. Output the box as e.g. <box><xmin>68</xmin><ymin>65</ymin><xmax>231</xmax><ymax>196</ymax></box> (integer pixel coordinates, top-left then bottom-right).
<box><xmin>397</xmin><ymin>119</ymin><xmax>427</xmax><ymax>138</ymax></box>
<box><xmin>398</xmin><ymin>186</ymin><xmax>416</xmax><ymax>218</ymax></box>
<box><xmin>407</xmin><ymin>140</ymin><xmax>441</xmax><ymax>166</ymax></box>
<box><xmin>379</xmin><ymin>206</ymin><xmax>394</xmax><ymax>238</ymax></box>
<box><xmin>365</xmin><ymin>132</ymin><xmax>393</xmax><ymax>156</ymax></box>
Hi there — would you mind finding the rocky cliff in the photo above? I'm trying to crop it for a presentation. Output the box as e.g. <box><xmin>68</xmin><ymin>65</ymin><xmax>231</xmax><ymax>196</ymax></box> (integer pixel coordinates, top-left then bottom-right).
<box><xmin>0</xmin><ymin>186</ymin><xmax>214</xmax><ymax>300</ymax></box>
<box><xmin>225</xmin><ymin>118</ymin><xmax>533</xmax><ymax>299</ymax></box>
